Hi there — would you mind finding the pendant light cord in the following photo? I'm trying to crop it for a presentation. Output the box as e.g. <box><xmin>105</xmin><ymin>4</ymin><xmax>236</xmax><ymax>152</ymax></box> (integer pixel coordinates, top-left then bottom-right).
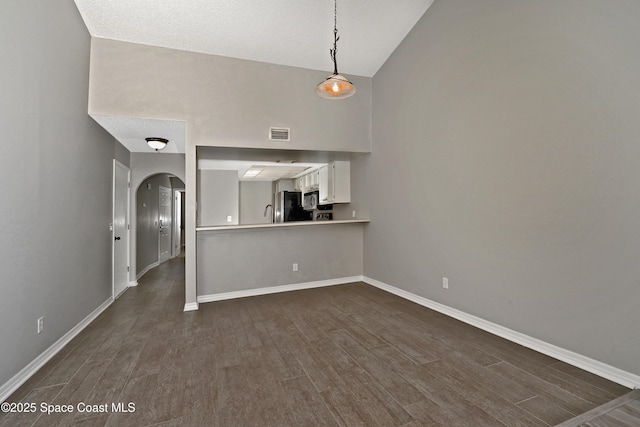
<box><xmin>330</xmin><ymin>0</ymin><xmax>339</xmax><ymax>75</ymax></box>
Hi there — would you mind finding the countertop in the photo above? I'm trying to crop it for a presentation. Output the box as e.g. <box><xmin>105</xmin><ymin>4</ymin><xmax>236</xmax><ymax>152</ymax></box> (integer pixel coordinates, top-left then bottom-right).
<box><xmin>196</xmin><ymin>219</ymin><xmax>370</xmax><ymax>232</ymax></box>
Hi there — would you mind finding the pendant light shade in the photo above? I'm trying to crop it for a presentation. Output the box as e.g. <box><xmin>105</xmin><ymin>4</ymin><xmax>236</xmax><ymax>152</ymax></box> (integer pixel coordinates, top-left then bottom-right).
<box><xmin>146</xmin><ymin>137</ymin><xmax>168</xmax><ymax>151</ymax></box>
<box><xmin>316</xmin><ymin>0</ymin><xmax>355</xmax><ymax>99</ymax></box>
<box><xmin>316</xmin><ymin>74</ymin><xmax>356</xmax><ymax>99</ymax></box>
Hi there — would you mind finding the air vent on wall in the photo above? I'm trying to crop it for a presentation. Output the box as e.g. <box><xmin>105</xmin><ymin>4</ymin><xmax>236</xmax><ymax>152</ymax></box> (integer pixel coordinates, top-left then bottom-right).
<box><xmin>269</xmin><ymin>127</ymin><xmax>290</xmax><ymax>141</ymax></box>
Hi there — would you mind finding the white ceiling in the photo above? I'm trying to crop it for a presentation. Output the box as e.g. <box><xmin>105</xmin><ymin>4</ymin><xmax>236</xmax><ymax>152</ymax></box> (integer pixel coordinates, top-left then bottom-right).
<box><xmin>74</xmin><ymin>0</ymin><xmax>434</xmax><ymax>78</ymax></box>
<box><xmin>91</xmin><ymin>115</ymin><xmax>186</xmax><ymax>154</ymax></box>
<box><xmin>198</xmin><ymin>159</ymin><xmax>325</xmax><ymax>182</ymax></box>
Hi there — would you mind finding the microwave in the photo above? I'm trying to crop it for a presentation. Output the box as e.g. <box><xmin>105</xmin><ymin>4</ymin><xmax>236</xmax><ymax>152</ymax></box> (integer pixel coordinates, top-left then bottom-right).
<box><xmin>303</xmin><ymin>191</ymin><xmax>319</xmax><ymax>211</ymax></box>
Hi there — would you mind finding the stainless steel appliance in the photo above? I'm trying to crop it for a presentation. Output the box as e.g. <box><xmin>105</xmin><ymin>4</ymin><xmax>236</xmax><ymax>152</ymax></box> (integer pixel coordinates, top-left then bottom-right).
<box><xmin>303</xmin><ymin>190</ymin><xmax>319</xmax><ymax>211</ymax></box>
<box><xmin>313</xmin><ymin>211</ymin><xmax>333</xmax><ymax>221</ymax></box>
<box><xmin>275</xmin><ymin>191</ymin><xmax>311</xmax><ymax>223</ymax></box>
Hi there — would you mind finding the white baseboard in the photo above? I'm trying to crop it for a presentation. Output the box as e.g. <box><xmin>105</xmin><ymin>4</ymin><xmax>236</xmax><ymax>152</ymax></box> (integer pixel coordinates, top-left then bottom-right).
<box><xmin>363</xmin><ymin>276</ymin><xmax>640</xmax><ymax>389</ymax></box>
<box><xmin>136</xmin><ymin>262</ymin><xmax>159</xmax><ymax>280</ymax></box>
<box><xmin>128</xmin><ymin>280</ymin><xmax>138</xmax><ymax>287</ymax></box>
<box><xmin>197</xmin><ymin>276</ymin><xmax>364</xmax><ymax>304</ymax></box>
<box><xmin>183</xmin><ymin>302</ymin><xmax>199</xmax><ymax>312</ymax></box>
<box><xmin>0</xmin><ymin>297</ymin><xmax>114</xmax><ymax>403</ymax></box>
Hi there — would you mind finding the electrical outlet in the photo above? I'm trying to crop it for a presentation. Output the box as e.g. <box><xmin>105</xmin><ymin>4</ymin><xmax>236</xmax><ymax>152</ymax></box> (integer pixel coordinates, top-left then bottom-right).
<box><xmin>443</xmin><ymin>277</ymin><xmax>449</xmax><ymax>289</ymax></box>
<box><xmin>293</xmin><ymin>263</ymin><xmax>298</xmax><ymax>272</ymax></box>
<box><xmin>37</xmin><ymin>317</ymin><xmax>44</xmax><ymax>334</ymax></box>
<box><xmin>352</xmin><ymin>210</ymin><xmax>356</xmax><ymax>218</ymax></box>
<box><xmin>226</xmin><ymin>215</ymin><xmax>232</xmax><ymax>223</ymax></box>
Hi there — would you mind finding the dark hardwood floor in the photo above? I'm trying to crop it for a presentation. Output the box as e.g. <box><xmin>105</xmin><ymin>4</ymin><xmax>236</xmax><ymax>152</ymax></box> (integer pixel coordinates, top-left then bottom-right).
<box><xmin>1</xmin><ymin>256</ymin><xmax>633</xmax><ymax>426</ymax></box>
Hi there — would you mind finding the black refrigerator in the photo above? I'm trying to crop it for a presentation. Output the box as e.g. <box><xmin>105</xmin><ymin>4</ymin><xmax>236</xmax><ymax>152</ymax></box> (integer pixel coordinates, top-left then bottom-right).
<box><xmin>275</xmin><ymin>191</ymin><xmax>311</xmax><ymax>222</ymax></box>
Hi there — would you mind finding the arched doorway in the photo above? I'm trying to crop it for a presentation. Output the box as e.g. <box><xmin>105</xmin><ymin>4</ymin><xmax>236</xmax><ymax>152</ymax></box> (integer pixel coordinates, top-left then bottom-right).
<box><xmin>135</xmin><ymin>173</ymin><xmax>185</xmax><ymax>279</ymax></box>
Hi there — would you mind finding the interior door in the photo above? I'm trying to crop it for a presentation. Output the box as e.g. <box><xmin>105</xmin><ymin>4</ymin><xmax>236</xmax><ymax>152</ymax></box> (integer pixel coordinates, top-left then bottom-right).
<box><xmin>113</xmin><ymin>160</ymin><xmax>130</xmax><ymax>298</ymax></box>
<box><xmin>158</xmin><ymin>185</ymin><xmax>172</xmax><ymax>264</ymax></box>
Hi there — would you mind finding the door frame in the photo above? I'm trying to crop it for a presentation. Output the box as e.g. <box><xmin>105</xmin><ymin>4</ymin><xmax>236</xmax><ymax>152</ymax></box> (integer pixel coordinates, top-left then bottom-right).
<box><xmin>158</xmin><ymin>185</ymin><xmax>172</xmax><ymax>264</ymax></box>
<box><xmin>173</xmin><ymin>189</ymin><xmax>185</xmax><ymax>258</ymax></box>
<box><xmin>112</xmin><ymin>160</ymin><xmax>131</xmax><ymax>299</ymax></box>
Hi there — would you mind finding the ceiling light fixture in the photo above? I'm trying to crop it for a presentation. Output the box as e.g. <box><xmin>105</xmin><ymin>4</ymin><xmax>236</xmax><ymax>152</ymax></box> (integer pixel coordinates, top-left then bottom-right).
<box><xmin>145</xmin><ymin>137</ymin><xmax>168</xmax><ymax>151</ymax></box>
<box><xmin>316</xmin><ymin>0</ymin><xmax>355</xmax><ymax>99</ymax></box>
<box><xmin>243</xmin><ymin>169</ymin><xmax>262</xmax><ymax>178</ymax></box>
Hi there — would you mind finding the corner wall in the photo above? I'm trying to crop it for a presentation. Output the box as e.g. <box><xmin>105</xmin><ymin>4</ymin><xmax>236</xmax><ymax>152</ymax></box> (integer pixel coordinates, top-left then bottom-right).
<box><xmin>367</xmin><ymin>0</ymin><xmax>640</xmax><ymax>376</ymax></box>
<box><xmin>0</xmin><ymin>0</ymin><xmax>116</xmax><ymax>389</ymax></box>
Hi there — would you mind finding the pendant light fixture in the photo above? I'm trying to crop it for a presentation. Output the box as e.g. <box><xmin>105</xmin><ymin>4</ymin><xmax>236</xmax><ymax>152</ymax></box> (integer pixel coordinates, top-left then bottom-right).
<box><xmin>146</xmin><ymin>137</ymin><xmax>168</xmax><ymax>151</ymax></box>
<box><xmin>316</xmin><ymin>0</ymin><xmax>356</xmax><ymax>99</ymax></box>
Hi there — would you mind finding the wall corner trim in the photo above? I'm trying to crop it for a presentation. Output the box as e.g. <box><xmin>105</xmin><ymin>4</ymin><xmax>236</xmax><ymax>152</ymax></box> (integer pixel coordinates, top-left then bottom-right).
<box><xmin>0</xmin><ymin>297</ymin><xmax>114</xmax><ymax>403</ymax></box>
<box><xmin>128</xmin><ymin>281</ymin><xmax>138</xmax><ymax>287</ymax></box>
<box><xmin>362</xmin><ymin>276</ymin><xmax>640</xmax><ymax>389</ymax></box>
<box><xmin>197</xmin><ymin>276</ymin><xmax>365</xmax><ymax>304</ymax></box>
<box><xmin>183</xmin><ymin>302</ymin><xmax>199</xmax><ymax>312</ymax></box>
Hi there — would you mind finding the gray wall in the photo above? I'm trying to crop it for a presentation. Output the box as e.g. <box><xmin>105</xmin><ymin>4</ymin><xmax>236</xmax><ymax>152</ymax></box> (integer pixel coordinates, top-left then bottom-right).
<box><xmin>367</xmin><ymin>0</ymin><xmax>640</xmax><ymax>375</ymax></box>
<box><xmin>114</xmin><ymin>140</ymin><xmax>130</xmax><ymax>168</ymax></box>
<box><xmin>0</xmin><ymin>1</ymin><xmax>116</xmax><ymax>387</ymax></box>
<box><xmin>88</xmin><ymin>39</ymin><xmax>372</xmax><ymax>153</ymax></box>
<box><xmin>198</xmin><ymin>170</ymin><xmax>239</xmax><ymax>226</ymax></box>
<box><xmin>240</xmin><ymin>181</ymin><xmax>273</xmax><ymax>225</ymax></box>
<box><xmin>136</xmin><ymin>174</ymin><xmax>173</xmax><ymax>275</ymax></box>
<box><xmin>197</xmin><ymin>224</ymin><xmax>364</xmax><ymax>295</ymax></box>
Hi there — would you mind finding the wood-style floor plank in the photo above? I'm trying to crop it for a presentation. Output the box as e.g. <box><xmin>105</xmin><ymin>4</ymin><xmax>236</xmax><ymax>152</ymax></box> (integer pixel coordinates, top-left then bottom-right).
<box><xmin>415</xmin><ymin>359</ymin><xmax>544</xmax><ymax>427</ymax></box>
<box><xmin>0</xmin><ymin>257</ymin><xmax>632</xmax><ymax>427</ymax></box>
<box><xmin>280</xmin><ymin>375</ymin><xmax>338</xmax><ymax>427</ymax></box>
<box><xmin>557</xmin><ymin>389</ymin><xmax>640</xmax><ymax>427</ymax></box>
<box><xmin>516</xmin><ymin>395</ymin><xmax>574</xmax><ymax>426</ymax></box>
<box><xmin>487</xmin><ymin>361</ymin><xmax>597</xmax><ymax>416</ymax></box>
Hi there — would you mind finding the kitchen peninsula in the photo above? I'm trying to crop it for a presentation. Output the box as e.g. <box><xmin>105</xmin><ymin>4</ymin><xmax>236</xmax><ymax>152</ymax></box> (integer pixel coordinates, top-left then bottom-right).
<box><xmin>197</xmin><ymin>218</ymin><xmax>368</xmax><ymax>231</ymax></box>
<box><xmin>196</xmin><ymin>219</ymin><xmax>368</xmax><ymax>303</ymax></box>
<box><xmin>195</xmin><ymin>150</ymin><xmax>368</xmax><ymax>304</ymax></box>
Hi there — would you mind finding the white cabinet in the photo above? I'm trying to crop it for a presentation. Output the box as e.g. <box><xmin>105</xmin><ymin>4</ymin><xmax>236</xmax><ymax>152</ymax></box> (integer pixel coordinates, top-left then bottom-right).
<box><xmin>274</xmin><ymin>179</ymin><xmax>294</xmax><ymax>193</ymax></box>
<box><xmin>319</xmin><ymin>161</ymin><xmax>350</xmax><ymax>204</ymax></box>
<box><xmin>318</xmin><ymin>165</ymin><xmax>329</xmax><ymax>202</ymax></box>
<box><xmin>303</xmin><ymin>171</ymin><xmax>319</xmax><ymax>190</ymax></box>
<box><xmin>299</xmin><ymin>169</ymin><xmax>319</xmax><ymax>193</ymax></box>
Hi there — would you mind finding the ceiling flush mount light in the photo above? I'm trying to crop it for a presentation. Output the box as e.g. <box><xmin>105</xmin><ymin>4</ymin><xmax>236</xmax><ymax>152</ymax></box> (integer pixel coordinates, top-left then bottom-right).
<box><xmin>243</xmin><ymin>168</ymin><xmax>263</xmax><ymax>178</ymax></box>
<box><xmin>316</xmin><ymin>0</ymin><xmax>356</xmax><ymax>99</ymax></box>
<box><xmin>145</xmin><ymin>137</ymin><xmax>168</xmax><ymax>151</ymax></box>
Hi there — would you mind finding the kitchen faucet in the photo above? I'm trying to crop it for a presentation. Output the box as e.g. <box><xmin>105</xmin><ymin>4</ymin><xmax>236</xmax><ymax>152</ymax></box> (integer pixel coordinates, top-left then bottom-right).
<box><xmin>264</xmin><ymin>204</ymin><xmax>273</xmax><ymax>223</ymax></box>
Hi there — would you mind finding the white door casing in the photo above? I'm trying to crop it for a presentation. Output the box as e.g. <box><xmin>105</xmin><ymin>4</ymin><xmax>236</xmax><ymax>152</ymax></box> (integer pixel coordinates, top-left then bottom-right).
<box><xmin>112</xmin><ymin>160</ymin><xmax>130</xmax><ymax>298</ymax></box>
<box><xmin>173</xmin><ymin>190</ymin><xmax>183</xmax><ymax>258</ymax></box>
<box><xmin>158</xmin><ymin>185</ymin><xmax>172</xmax><ymax>264</ymax></box>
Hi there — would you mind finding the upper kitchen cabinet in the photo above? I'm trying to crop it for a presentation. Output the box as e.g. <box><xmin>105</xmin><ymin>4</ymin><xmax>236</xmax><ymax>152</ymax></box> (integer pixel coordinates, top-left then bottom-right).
<box><xmin>274</xmin><ymin>179</ymin><xmax>294</xmax><ymax>193</ymax></box>
<box><xmin>319</xmin><ymin>161</ymin><xmax>350</xmax><ymax>205</ymax></box>
<box><xmin>305</xmin><ymin>170</ymin><xmax>319</xmax><ymax>190</ymax></box>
